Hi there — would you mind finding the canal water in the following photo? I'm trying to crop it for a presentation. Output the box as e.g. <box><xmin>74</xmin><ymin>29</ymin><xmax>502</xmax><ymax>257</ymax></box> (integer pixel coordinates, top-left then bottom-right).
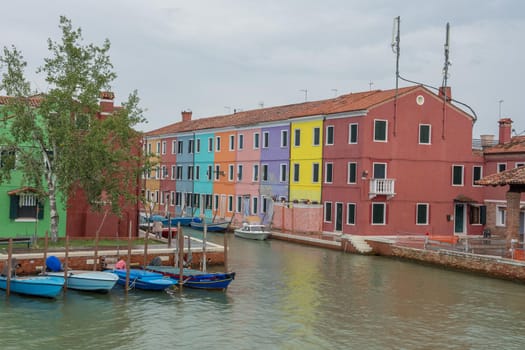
<box><xmin>1</xmin><ymin>230</ymin><xmax>525</xmax><ymax>350</ymax></box>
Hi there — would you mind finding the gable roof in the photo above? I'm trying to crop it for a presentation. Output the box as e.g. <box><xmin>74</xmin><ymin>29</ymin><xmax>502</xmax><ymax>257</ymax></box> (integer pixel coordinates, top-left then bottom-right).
<box><xmin>146</xmin><ymin>86</ymin><xmax>430</xmax><ymax>137</ymax></box>
<box><xmin>476</xmin><ymin>166</ymin><xmax>525</xmax><ymax>186</ymax></box>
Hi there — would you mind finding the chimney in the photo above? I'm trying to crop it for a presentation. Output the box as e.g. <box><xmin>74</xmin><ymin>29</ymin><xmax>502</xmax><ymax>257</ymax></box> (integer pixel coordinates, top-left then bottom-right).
<box><xmin>181</xmin><ymin>110</ymin><xmax>192</xmax><ymax>122</ymax></box>
<box><xmin>480</xmin><ymin>134</ymin><xmax>495</xmax><ymax>148</ymax></box>
<box><xmin>439</xmin><ymin>86</ymin><xmax>451</xmax><ymax>101</ymax></box>
<box><xmin>498</xmin><ymin>118</ymin><xmax>513</xmax><ymax>144</ymax></box>
<box><xmin>99</xmin><ymin>91</ymin><xmax>115</xmax><ymax>115</ymax></box>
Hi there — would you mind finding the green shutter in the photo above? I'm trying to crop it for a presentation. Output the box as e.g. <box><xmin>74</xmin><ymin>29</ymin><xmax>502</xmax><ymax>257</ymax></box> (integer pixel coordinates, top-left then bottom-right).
<box><xmin>37</xmin><ymin>201</ymin><xmax>44</xmax><ymax>220</ymax></box>
<box><xmin>480</xmin><ymin>205</ymin><xmax>486</xmax><ymax>225</ymax></box>
<box><xmin>9</xmin><ymin>195</ymin><xmax>19</xmax><ymax>219</ymax></box>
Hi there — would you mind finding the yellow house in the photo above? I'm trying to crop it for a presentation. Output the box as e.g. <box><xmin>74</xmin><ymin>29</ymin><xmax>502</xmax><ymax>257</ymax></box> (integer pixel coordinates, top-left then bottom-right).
<box><xmin>143</xmin><ymin>136</ymin><xmax>161</xmax><ymax>212</ymax></box>
<box><xmin>289</xmin><ymin>117</ymin><xmax>323</xmax><ymax>202</ymax></box>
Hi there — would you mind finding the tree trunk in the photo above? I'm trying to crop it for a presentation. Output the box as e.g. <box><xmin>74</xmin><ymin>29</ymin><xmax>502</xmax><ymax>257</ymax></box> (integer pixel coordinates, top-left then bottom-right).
<box><xmin>48</xmin><ymin>177</ymin><xmax>60</xmax><ymax>242</ymax></box>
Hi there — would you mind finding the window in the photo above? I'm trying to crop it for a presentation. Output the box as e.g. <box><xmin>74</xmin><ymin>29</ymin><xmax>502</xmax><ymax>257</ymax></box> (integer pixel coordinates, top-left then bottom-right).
<box><xmin>262</xmin><ymin>164</ymin><xmax>269</xmax><ymax>181</ymax></box>
<box><xmin>348</xmin><ymin>162</ymin><xmax>357</xmax><ymax>184</ymax></box>
<box><xmin>312</xmin><ymin>163</ymin><xmax>320</xmax><ymax>183</ymax></box>
<box><xmin>188</xmin><ymin>139</ymin><xmax>194</xmax><ymax>154</ymax></box>
<box><xmin>215</xmin><ymin>165</ymin><xmax>220</xmax><ymax>180</ymax></box>
<box><xmin>253</xmin><ymin>164</ymin><xmax>259</xmax><ymax>181</ymax></box>
<box><xmin>196</xmin><ymin>139</ymin><xmax>201</xmax><ymax>153</ymax></box>
<box><xmin>470</xmin><ymin>205</ymin><xmax>486</xmax><ymax>225</ymax></box>
<box><xmin>237</xmin><ymin>164</ymin><xmax>243</xmax><ymax>181</ymax></box>
<box><xmin>161</xmin><ymin>165</ymin><xmax>168</xmax><ymax>179</ymax></box>
<box><xmin>192</xmin><ymin>193</ymin><xmax>200</xmax><ymax>208</ymax></box>
<box><xmin>313</xmin><ymin>127</ymin><xmax>321</xmax><ymax>146</ymax></box>
<box><xmin>372</xmin><ymin>203</ymin><xmax>386</xmax><ymax>225</ymax></box>
<box><xmin>238</xmin><ymin>134</ymin><xmax>244</xmax><ymax>150</ymax></box>
<box><xmin>187</xmin><ymin>166</ymin><xmax>194</xmax><ymax>180</ymax></box>
<box><xmin>325</xmin><ymin>162</ymin><xmax>333</xmax><ymax>183</ymax></box>
<box><xmin>175</xmin><ymin>192</ymin><xmax>181</xmax><ymax>206</ymax></box>
<box><xmin>228</xmin><ymin>164</ymin><xmax>234</xmax><ymax>181</ymax></box>
<box><xmin>452</xmin><ymin>165</ymin><xmax>464</xmax><ymax>186</ymax></box>
<box><xmin>228</xmin><ymin>195</ymin><xmax>233</xmax><ymax>212</ymax></box>
<box><xmin>419</xmin><ymin>124</ymin><xmax>431</xmax><ymax>144</ymax></box>
<box><xmin>176</xmin><ymin>166</ymin><xmax>183</xmax><ymax>180</ymax></box>
<box><xmin>229</xmin><ymin>135</ymin><xmax>235</xmax><ymax>151</ymax></box>
<box><xmin>293</xmin><ymin>163</ymin><xmax>300</xmax><ymax>182</ymax></box>
<box><xmin>172</xmin><ymin>141</ymin><xmax>176</xmax><ymax>154</ymax></box>
<box><xmin>252</xmin><ymin>197</ymin><xmax>258</xmax><ymax>215</ymax></box>
<box><xmin>170</xmin><ymin>191</ymin><xmax>175</xmax><ymax>206</ymax></box>
<box><xmin>416</xmin><ymin>203</ymin><xmax>429</xmax><ymax>225</ymax></box>
<box><xmin>155</xmin><ymin>166</ymin><xmax>160</xmax><ymax>179</ymax></box>
<box><xmin>9</xmin><ymin>192</ymin><xmax>44</xmax><ymax>220</ymax></box>
<box><xmin>147</xmin><ymin>143</ymin><xmax>152</xmax><ymax>155</ymax></box>
<box><xmin>262</xmin><ymin>196</ymin><xmax>268</xmax><ymax>214</ymax></box>
<box><xmin>161</xmin><ymin>141</ymin><xmax>166</xmax><ymax>154</ymax></box>
<box><xmin>496</xmin><ymin>206</ymin><xmax>506</xmax><ymax>227</ymax></box>
<box><xmin>294</xmin><ymin>129</ymin><xmax>301</xmax><ymax>147</ymax></box>
<box><xmin>326</xmin><ymin>125</ymin><xmax>334</xmax><ymax>145</ymax></box>
<box><xmin>195</xmin><ymin>165</ymin><xmax>200</xmax><ymax>180</ymax></box>
<box><xmin>156</xmin><ymin>142</ymin><xmax>161</xmax><ymax>154</ymax></box>
<box><xmin>281</xmin><ymin>130</ymin><xmax>288</xmax><ymax>147</ymax></box>
<box><xmin>177</xmin><ymin>140</ymin><xmax>183</xmax><ymax>154</ymax></box>
<box><xmin>349</xmin><ymin>123</ymin><xmax>358</xmax><ymax>144</ymax></box>
<box><xmin>205</xmin><ymin>194</ymin><xmax>212</xmax><ymax>209</ymax></box>
<box><xmin>253</xmin><ymin>133</ymin><xmax>260</xmax><ymax>149</ymax></box>
<box><xmin>236</xmin><ymin>196</ymin><xmax>242</xmax><ymax>213</ymax></box>
<box><xmin>280</xmin><ymin>164</ymin><xmax>288</xmax><ymax>182</ymax></box>
<box><xmin>324</xmin><ymin>202</ymin><xmax>332</xmax><ymax>222</ymax></box>
<box><xmin>373</xmin><ymin>163</ymin><xmax>386</xmax><ymax>179</ymax></box>
<box><xmin>497</xmin><ymin>163</ymin><xmax>506</xmax><ymax>173</ymax></box>
<box><xmin>473</xmin><ymin>166</ymin><xmax>482</xmax><ymax>186</ymax></box>
<box><xmin>185</xmin><ymin>193</ymin><xmax>192</xmax><ymax>208</ymax></box>
<box><xmin>208</xmin><ymin>137</ymin><xmax>213</xmax><ymax>152</ymax></box>
<box><xmin>171</xmin><ymin>165</ymin><xmax>176</xmax><ymax>180</ymax></box>
<box><xmin>347</xmin><ymin>203</ymin><xmax>356</xmax><ymax>225</ymax></box>
<box><xmin>216</xmin><ymin>137</ymin><xmax>221</xmax><ymax>151</ymax></box>
<box><xmin>0</xmin><ymin>148</ymin><xmax>15</xmax><ymax>170</ymax></box>
<box><xmin>374</xmin><ymin>120</ymin><xmax>387</xmax><ymax>142</ymax></box>
<box><xmin>207</xmin><ymin>165</ymin><xmax>213</xmax><ymax>181</ymax></box>
<box><xmin>263</xmin><ymin>131</ymin><xmax>269</xmax><ymax>148</ymax></box>
<box><xmin>516</xmin><ymin>162</ymin><xmax>525</xmax><ymax>168</ymax></box>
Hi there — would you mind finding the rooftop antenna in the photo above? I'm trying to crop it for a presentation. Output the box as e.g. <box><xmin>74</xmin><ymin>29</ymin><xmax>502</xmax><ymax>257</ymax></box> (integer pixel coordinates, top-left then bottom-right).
<box><xmin>258</xmin><ymin>101</ymin><xmax>264</xmax><ymax>108</ymax></box>
<box><xmin>442</xmin><ymin>22</ymin><xmax>451</xmax><ymax>93</ymax></box>
<box><xmin>299</xmin><ymin>89</ymin><xmax>308</xmax><ymax>102</ymax></box>
<box><xmin>498</xmin><ymin>99</ymin><xmax>504</xmax><ymax>118</ymax></box>
<box><xmin>391</xmin><ymin>16</ymin><xmax>400</xmax><ymax>136</ymax></box>
<box><xmin>224</xmin><ymin>106</ymin><xmax>231</xmax><ymax>114</ymax></box>
<box><xmin>331</xmin><ymin>89</ymin><xmax>338</xmax><ymax>97</ymax></box>
<box><xmin>369</xmin><ymin>81</ymin><xmax>374</xmax><ymax>91</ymax></box>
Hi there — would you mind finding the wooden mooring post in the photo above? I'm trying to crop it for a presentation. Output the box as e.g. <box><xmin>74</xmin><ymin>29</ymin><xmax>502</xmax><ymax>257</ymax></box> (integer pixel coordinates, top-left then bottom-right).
<box><xmin>125</xmin><ymin>221</ymin><xmax>132</xmax><ymax>294</ymax></box>
<box><xmin>6</xmin><ymin>238</ymin><xmax>13</xmax><ymax>298</ymax></box>
<box><xmin>178</xmin><ymin>224</ymin><xmax>184</xmax><ymax>290</ymax></box>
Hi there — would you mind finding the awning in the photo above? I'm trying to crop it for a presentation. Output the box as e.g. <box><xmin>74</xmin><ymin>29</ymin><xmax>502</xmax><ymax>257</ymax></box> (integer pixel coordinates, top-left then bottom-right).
<box><xmin>454</xmin><ymin>194</ymin><xmax>478</xmax><ymax>203</ymax></box>
<box><xmin>7</xmin><ymin>187</ymin><xmax>40</xmax><ymax>196</ymax></box>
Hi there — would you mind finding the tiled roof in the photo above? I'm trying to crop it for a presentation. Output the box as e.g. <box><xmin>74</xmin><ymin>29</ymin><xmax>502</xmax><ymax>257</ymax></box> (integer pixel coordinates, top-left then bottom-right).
<box><xmin>146</xmin><ymin>86</ymin><xmax>423</xmax><ymax>137</ymax></box>
<box><xmin>483</xmin><ymin>136</ymin><xmax>525</xmax><ymax>155</ymax></box>
<box><xmin>476</xmin><ymin>166</ymin><xmax>525</xmax><ymax>186</ymax></box>
<box><xmin>0</xmin><ymin>95</ymin><xmax>43</xmax><ymax>107</ymax></box>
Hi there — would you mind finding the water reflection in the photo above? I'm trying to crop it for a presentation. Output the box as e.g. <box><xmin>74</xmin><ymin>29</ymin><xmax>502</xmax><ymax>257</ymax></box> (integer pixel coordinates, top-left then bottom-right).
<box><xmin>1</xmin><ymin>231</ymin><xmax>525</xmax><ymax>349</ymax></box>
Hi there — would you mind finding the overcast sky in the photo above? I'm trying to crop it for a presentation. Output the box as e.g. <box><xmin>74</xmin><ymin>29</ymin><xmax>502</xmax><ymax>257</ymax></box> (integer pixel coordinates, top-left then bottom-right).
<box><xmin>1</xmin><ymin>0</ymin><xmax>523</xmax><ymax>137</ymax></box>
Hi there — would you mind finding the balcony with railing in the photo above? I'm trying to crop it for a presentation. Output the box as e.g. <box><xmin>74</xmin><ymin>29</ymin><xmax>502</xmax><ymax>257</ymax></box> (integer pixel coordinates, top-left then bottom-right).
<box><xmin>369</xmin><ymin>178</ymin><xmax>396</xmax><ymax>199</ymax></box>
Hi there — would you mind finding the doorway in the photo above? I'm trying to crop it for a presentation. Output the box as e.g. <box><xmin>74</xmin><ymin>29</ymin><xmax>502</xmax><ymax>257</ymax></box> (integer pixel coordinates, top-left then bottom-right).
<box><xmin>454</xmin><ymin>203</ymin><xmax>466</xmax><ymax>234</ymax></box>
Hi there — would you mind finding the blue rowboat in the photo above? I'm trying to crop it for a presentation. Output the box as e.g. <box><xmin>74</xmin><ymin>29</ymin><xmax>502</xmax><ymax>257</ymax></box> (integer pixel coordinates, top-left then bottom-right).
<box><xmin>162</xmin><ymin>217</ymin><xmax>193</xmax><ymax>227</ymax></box>
<box><xmin>145</xmin><ymin>266</ymin><xmax>235</xmax><ymax>290</ymax></box>
<box><xmin>47</xmin><ymin>270</ymin><xmax>118</xmax><ymax>293</ymax></box>
<box><xmin>112</xmin><ymin>269</ymin><xmax>176</xmax><ymax>291</ymax></box>
<box><xmin>0</xmin><ymin>275</ymin><xmax>64</xmax><ymax>298</ymax></box>
<box><xmin>189</xmin><ymin>218</ymin><xmax>230</xmax><ymax>232</ymax></box>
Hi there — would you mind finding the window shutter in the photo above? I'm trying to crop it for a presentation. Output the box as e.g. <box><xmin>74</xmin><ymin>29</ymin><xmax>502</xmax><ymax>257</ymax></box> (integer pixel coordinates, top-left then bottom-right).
<box><xmin>480</xmin><ymin>205</ymin><xmax>486</xmax><ymax>225</ymax></box>
<box><xmin>9</xmin><ymin>195</ymin><xmax>19</xmax><ymax>219</ymax></box>
<box><xmin>37</xmin><ymin>201</ymin><xmax>44</xmax><ymax>220</ymax></box>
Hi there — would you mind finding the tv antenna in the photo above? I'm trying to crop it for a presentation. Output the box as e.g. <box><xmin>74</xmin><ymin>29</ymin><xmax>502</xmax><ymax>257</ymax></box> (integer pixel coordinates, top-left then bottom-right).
<box><xmin>299</xmin><ymin>89</ymin><xmax>308</xmax><ymax>102</ymax></box>
<box><xmin>442</xmin><ymin>22</ymin><xmax>451</xmax><ymax>94</ymax></box>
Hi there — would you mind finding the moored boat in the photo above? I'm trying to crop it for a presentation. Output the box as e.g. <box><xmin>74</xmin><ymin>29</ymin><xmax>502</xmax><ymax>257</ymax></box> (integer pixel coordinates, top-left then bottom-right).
<box><xmin>234</xmin><ymin>223</ymin><xmax>270</xmax><ymax>241</ymax></box>
<box><xmin>190</xmin><ymin>218</ymin><xmax>230</xmax><ymax>232</ymax></box>
<box><xmin>0</xmin><ymin>275</ymin><xmax>64</xmax><ymax>298</ymax></box>
<box><xmin>112</xmin><ymin>268</ymin><xmax>176</xmax><ymax>291</ymax></box>
<box><xmin>145</xmin><ymin>265</ymin><xmax>235</xmax><ymax>290</ymax></box>
<box><xmin>47</xmin><ymin>270</ymin><xmax>118</xmax><ymax>293</ymax></box>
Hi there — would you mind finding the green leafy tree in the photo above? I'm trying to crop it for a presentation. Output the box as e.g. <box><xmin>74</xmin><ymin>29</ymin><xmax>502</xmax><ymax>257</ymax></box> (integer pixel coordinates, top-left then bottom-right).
<box><xmin>0</xmin><ymin>16</ymin><xmax>146</xmax><ymax>240</ymax></box>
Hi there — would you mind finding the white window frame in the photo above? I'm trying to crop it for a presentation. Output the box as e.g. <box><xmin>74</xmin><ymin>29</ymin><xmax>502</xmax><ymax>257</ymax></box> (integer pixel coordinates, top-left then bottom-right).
<box><xmin>281</xmin><ymin>130</ymin><xmax>288</xmax><ymax>148</ymax></box>
<box><xmin>228</xmin><ymin>164</ymin><xmax>234</xmax><ymax>182</ymax></box>
<box><xmin>280</xmin><ymin>163</ymin><xmax>288</xmax><ymax>183</ymax></box>
<box><xmin>229</xmin><ymin>134</ymin><xmax>235</xmax><ymax>151</ymax></box>
<box><xmin>373</xmin><ymin>119</ymin><xmax>388</xmax><ymax>142</ymax></box>
<box><xmin>371</xmin><ymin>202</ymin><xmax>386</xmax><ymax>225</ymax></box>
<box><xmin>473</xmin><ymin>166</ymin><xmax>483</xmax><ymax>187</ymax></box>
<box><xmin>496</xmin><ymin>206</ymin><xmax>506</xmax><ymax>227</ymax></box>
<box><xmin>253</xmin><ymin>164</ymin><xmax>259</xmax><ymax>182</ymax></box>
<box><xmin>348</xmin><ymin>123</ymin><xmax>358</xmax><ymax>144</ymax></box>
<box><xmin>253</xmin><ymin>132</ymin><xmax>260</xmax><ymax>149</ymax></box>
<box><xmin>347</xmin><ymin>203</ymin><xmax>356</xmax><ymax>225</ymax></box>
<box><xmin>416</xmin><ymin>203</ymin><xmax>429</xmax><ymax>225</ymax></box>
<box><xmin>452</xmin><ymin>165</ymin><xmax>464</xmax><ymax>186</ymax></box>
<box><xmin>262</xmin><ymin>131</ymin><xmax>269</xmax><ymax>148</ymax></box>
<box><xmin>324</xmin><ymin>162</ymin><xmax>333</xmax><ymax>184</ymax></box>
<box><xmin>418</xmin><ymin>124</ymin><xmax>431</xmax><ymax>145</ymax></box>
<box><xmin>313</xmin><ymin>127</ymin><xmax>321</xmax><ymax>146</ymax></box>
<box><xmin>324</xmin><ymin>201</ymin><xmax>332</xmax><ymax>223</ymax></box>
<box><xmin>325</xmin><ymin>125</ymin><xmax>334</xmax><ymax>145</ymax></box>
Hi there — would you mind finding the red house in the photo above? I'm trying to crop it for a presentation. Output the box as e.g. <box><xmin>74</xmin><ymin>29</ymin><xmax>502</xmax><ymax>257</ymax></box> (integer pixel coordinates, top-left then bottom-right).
<box><xmin>322</xmin><ymin>85</ymin><xmax>485</xmax><ymax>236</ymax></box>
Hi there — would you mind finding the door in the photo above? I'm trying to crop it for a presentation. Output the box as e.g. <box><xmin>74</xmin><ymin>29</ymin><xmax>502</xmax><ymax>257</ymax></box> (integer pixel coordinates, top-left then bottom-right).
<box><xmin>335</xmin><ymin>202</ymin><xmax>343</xmax><ymax>232</ymax></box>
<box><xmin>454</xmin><ymin>203</ymin><xmax>465</xmax><ymax>234</ymax></box>
<box><xmin>373</xmin><ymin>163</ymin><xmax>386</xmax><ymax>179</ymax></box>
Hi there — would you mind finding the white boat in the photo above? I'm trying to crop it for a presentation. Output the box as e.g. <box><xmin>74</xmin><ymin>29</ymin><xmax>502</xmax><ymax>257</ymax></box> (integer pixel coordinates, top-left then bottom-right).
<box><xmin>47</xmin><ymin>270</ymin><xmax>118</xmax><ymax>293</ymax></box>
<box><xmin>234</xmin><ymin>223</ymin><xmax>271</xmax><ymax>241</ymax></box>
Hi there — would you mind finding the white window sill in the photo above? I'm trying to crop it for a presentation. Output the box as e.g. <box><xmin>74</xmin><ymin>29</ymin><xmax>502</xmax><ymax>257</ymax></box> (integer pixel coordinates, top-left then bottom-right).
<box><xmin>14</xmin><ymin>218</ymin><xmax>38</xmax><ymax>223</ymax></box>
